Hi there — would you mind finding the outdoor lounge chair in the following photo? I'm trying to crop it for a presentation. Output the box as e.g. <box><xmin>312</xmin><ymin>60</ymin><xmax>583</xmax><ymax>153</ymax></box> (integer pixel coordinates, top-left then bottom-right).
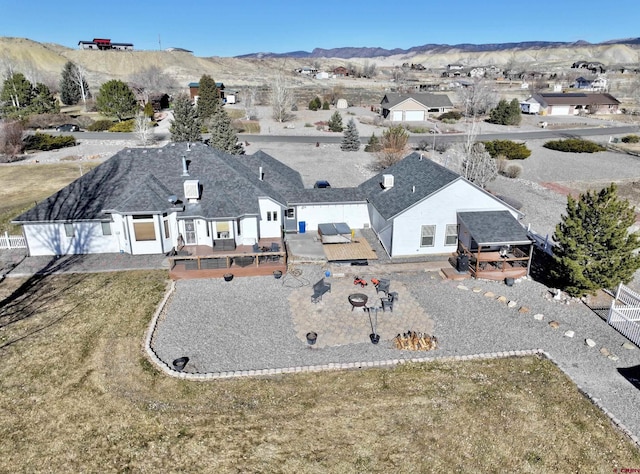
<box><xmin>375</xmin><ymin>278</ymin><xmax>390</xmax><ymax>296</ymax></box>
<box><xmin>380</xmin><ymin>293</ymin><xmax>395</xmax><ymax>312</ymax></box>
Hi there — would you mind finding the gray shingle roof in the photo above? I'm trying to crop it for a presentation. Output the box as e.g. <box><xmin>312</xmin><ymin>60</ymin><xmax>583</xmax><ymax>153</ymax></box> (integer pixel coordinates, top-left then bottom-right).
<box><xmin>532</xmin><ymin>93</ymin><xmax>620</xmax><ymax>106</ymax></box>
<box><xmin>358</xmin><ymin>152</ymin><xmax>460</xmax><ymax>220</ymax></box>
<box><xmin>381</xmin><ymin>93</ymin><xmax>453</xmax><ymax>109</ymax></box>
<box><xmin>14</xmin><ymin>143</ymin><xmax>291</xmax><ymax>223</ymax></box>
<box><xmin>457</xmin><ymin>210</ymin><xmax>531</xmax><ymax>245</ymax></box>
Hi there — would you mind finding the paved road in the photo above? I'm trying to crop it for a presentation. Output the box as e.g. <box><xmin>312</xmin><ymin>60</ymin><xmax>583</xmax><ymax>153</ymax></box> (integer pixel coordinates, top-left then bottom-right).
<box><xmin>50</xmin><ymin>125</ymin><xmax>639</xmax><ymax>146</ymax></box>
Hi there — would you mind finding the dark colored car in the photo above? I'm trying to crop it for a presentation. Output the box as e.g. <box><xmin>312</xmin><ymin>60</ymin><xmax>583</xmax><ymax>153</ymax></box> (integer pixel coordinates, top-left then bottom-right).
<box><xmin>56</xmin><ymin>124</ymin><xmax>80</xmax><ymax>132</ymax></box>
<box><xmin>314</xmin><ymin>180</ymin><xmax>331</xmax><ymax>188</ymax></box>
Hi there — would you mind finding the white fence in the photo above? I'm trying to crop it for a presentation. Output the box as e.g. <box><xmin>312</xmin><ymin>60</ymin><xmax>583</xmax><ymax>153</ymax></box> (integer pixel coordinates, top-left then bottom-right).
<box><xmin>0</xmin><ymin>232</ymin><xmax>26</xmax><ymax>250</ymax></box>
<box><xmin>607</xmin><ymin>283</ymin><xmax>640</xmax><ymax>347</ymax></box>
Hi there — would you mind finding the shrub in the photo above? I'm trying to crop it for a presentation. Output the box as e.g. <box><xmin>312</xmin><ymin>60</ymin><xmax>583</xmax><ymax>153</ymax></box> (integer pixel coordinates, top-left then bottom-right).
<box><xmin>503</xmin><ymin>163</ymin><xmax>523</xmax><ymax>178</ymax></box>
<box><xmin>543</xmin><ymin>138</ymin><xmax>606</xmax><ymax>153</ymax></box>
<box><xmin>621</xmin><ymin>135</ymin><xmax>640</xmax><ymax>143</ymax></box>
<box><xmin>322</xmin><ymin>100</ymin><xmax>330</xmax><ymax>110</ymax></box>
<box><xmin>405</xmin><ymin>126</ymin><xmax>428</xmax><ymax>134</ymax></box>
<box><xmin>304</xmin><ymin>123</ymin><xmax>313</xmax><ymax>127</ymax></box>
<box><xmin>108</xmin><ymin>120</ymin><xmax>135</xmax><ymax>132</ymax></box>
<box><xmin>483</xmin><ymin>140</ymin><xmax>531</xmax><ymax>160</ymax></box>
<box><xmin>438</xmin><ymin>111</ymin><xmax>462</xmax><ymax>121</ymax></box>
<box><xmin>87</xmin><ymin>119</ymin><xmax>115</xmax><ymax>131</ymax></box>
<box><xmin>23</xmin><ymin>132</ymin><xmax>76</xmax><ymax>151</ymax></box>
<box><xmin>308</xmin><ymin>97</ymin><xmax>322</xmax><ymax>111</ymax></box>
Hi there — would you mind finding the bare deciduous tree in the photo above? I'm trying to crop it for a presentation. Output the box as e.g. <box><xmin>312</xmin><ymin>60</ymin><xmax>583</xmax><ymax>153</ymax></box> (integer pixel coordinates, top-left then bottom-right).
<box><xmin>241</xmin><ymin>85</ymin><xmax>260</xmax><ymax>120</ymax></box>
<box><xmin>134</xmin><ymin>114</ymin><xmax>154</xmax><ymax>146</ymax></box>
<box><xmin>461</xmin><ymin>142</ymin><xmax>497</xmax><ymax>188</ymax></box>
<box><xmin>0</xmin><ymin>120</ymin><xmax>25</xmax><ymax>161</ymax></box>
<box><xmin>270</xmin><ymin>74</ymin><xmax>294</xmax><ymax>122</ymax></box>
<box><xmin>374</xmin><ymin>125</ymin><xmax>409</xmax><ymax>169</ymax></box>
<box><xmin>456</xmin><ymin>78</ymin><xmax>499</xmax><ymax>116</ymax></box>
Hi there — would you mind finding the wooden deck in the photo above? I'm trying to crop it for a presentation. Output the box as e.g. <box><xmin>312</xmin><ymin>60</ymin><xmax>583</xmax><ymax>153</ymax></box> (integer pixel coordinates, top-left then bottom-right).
<box><xmin>322</xmin><ymin>238</ymin><xmax>378</xmax><ymax>261</ymax></box>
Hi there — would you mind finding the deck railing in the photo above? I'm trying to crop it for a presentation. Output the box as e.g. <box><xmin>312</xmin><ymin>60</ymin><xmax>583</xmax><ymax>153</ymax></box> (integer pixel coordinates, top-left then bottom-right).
<box><xmin>0</xmin><ymin>232</ymin><xmax>26</xmax><ymax>249</ymax></box>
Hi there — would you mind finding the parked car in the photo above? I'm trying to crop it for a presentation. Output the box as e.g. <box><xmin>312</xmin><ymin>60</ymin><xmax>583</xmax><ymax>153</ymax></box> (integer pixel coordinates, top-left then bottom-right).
<box><xmin>56</xmin><ymin>124</ymin><xmax>80</xmax><ymax>132</ymax></box>
<box><xmin>314</xmin><ymin>180</ymin><xmax>331</xmax><ymax>188</ymax></box>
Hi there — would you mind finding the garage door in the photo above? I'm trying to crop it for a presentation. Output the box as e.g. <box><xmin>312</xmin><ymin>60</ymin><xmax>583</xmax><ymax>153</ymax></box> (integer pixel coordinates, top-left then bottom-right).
<box><xmin>391</xmin><ymin>111</ymin><xmax>403</xmax><ymax>121</ymax></box>
<box><xmin>405</xmin><ymin>110</ymin><xmax>425</xmax><ymax>121</ymax></box>
<box><xmin>549</xmin><ymin>105</ymin><xmax>570</xmax><ymax>116</ymax></box>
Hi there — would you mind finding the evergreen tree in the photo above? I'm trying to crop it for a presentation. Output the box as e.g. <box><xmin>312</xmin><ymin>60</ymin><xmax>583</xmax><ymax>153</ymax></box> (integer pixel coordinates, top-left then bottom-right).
<box><xmin>29</xmin><ymin>83</ymin><xmax>59</xmax><ymax>115</ymax></box>
<box><xmin>196</xmin><ymin>74</ymin><xmax>218</xmax><ymax>121</ymax></box>
<box><xmin>308</xmin><ymin>96</ymin><xmax>321</xmax><ymax>111</ymax></box>
<box><xmin>0</xmin><ymin>72</ymin><xmax>34</xmax><ymax>118</ymax></box>
<box><xmin>96</xmin><ymin>79</ymin><xmax>138</xmax><ymax>121</ymax></box>
<box><xmin>208</xmin><ymin>101</ymin><xmax>243</xmax><ymax>154</ymax></box>
<box><xmin>170</xmin><ymin>94</ymin><xmax>201</xmax><ymax>142</ymax></box>
<box><xmin>364</xmin><ymin>133</ymin><xmax>382</xmax><ymax>152</ymax></box>
<box><xmin>552</xmin><ymin>183</ymin><xmax>640</xmax><ymax>296</ymax></box>
<box><xmin>327</xmin><ymin>110</ymin><xmax>343</xmax><ymax>132</ymax></box>
<box><xmin>60</xmin><ymin>61</ymin><xmax>85</xmax><ymax>105</ymax></box>
<box><xmin>143</xmin><ymin>101</ymin><xmax>154</xmax><ymax>119</ymax></box>
<box><xmin>488</xmin><ymin>98</ymin><xmax>521</xmax><ymax>125</ymax></box>
<box><xmin>341</xmin><ymin>118</ymin><xmax>360</xmax><ymax>151</ymax></box>
<box><xmin>322</xmin><ymin>100</ymin><xmax>330</xmax><ymax>110</ymax></box>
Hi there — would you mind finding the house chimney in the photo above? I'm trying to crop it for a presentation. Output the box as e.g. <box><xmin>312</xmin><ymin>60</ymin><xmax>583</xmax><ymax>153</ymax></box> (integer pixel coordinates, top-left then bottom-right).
<box><xmin>382</xmin><ymin>174</ymin><xmax>394</xmax><ymax>189</ymax></box>
<box><xmin>181</xmin><ymin>156</ymin><xmax>189</xmax><ymax>176</ymax></box>
<box><xmin>259</xmin><ymin>166</ymin><xmax>263</xmax><ymax>181</ymax></box>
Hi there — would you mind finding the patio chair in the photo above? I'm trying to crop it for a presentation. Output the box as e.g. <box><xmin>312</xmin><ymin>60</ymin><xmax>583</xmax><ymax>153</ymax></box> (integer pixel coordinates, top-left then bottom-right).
<box><xmin>380</xmin><ymin>293</ymin><xmax>395</xmax><ymax>312</ymax></box>
<box><xmin>375</xmin><ymin>278</ymin><xmax>390</xmax><ymax>296</ymax></box>
<box><xmin>252</xmin><ymin>243</ymin><xmax>262</xmax><ymax>253</ymax></box>
<box><xmin>270</xmin><ymin>242</ymin><xmax>280</xmax><ymax>252</ymax></box>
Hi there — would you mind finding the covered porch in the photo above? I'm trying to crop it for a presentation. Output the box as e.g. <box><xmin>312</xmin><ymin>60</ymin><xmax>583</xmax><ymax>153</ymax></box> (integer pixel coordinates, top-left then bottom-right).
<box><xmin>456</xmin><ymin>211</ymin><xmax>533</xmax><ymax>281</ymax></box>
<box><xmin>168</xmin><ymin>238</ymin><xmax>286</xmax><ymax>280</ymax></box>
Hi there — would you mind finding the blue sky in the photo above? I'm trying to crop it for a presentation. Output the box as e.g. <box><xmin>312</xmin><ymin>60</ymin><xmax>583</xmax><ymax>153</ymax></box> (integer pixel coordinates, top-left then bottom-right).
<box><xmin>0</xmin><ymin>0</ymin><xmax>637</xmax><ymax>57</ymax></box>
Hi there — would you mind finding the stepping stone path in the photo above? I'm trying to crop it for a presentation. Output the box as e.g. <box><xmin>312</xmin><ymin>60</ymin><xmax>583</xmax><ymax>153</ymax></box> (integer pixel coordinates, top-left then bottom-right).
<box><xmin>609</xmin><ymin>355</ymin><xmax>620</xmax><ymax>361</ymax></box>
<box><xmin>622</xmin><ymin>341</ymin><xmax>636</xmax><ymax>350</ymax></box>
<box><xmin>600</xmin><ymin>347</ymin><xmax>611</xmax><ymax>357</ymax></box>
<box><xmin>564</xmin><ymin>330</ymin><xmax>575</xmax><ymax>338</ymax></box>
<box><xmin>585</xmin><ymin>338</ymin><xmax>597</xmax><ymax>347</ymax></box>
<box><xmin>507</xmin><ymin>301</ymin><xmax>518</xmax><ymax>308</ymax></box>
<box><xmin>549</xmin><ymin>321</ymin><xmax>560</xmax><ymax>329</ymax></box>
<box><xmin>497</xmin><ymin>296</ymin><xmax>508</xmax><ymax>304</ymax></box>
<box><xmin>472</xmin><ymin>287</ymin><xmax>482</xmax><ymax>293</ymax></box>
<box><xmin>484</xmin><ymin>291</ymin><xmax>495</xmax><ymax>298</ymax></box>
<box><xmin>533</xmin><ymin>314</ymin><xmax>544</xmax><ymax>321</ymax></box>
<box><xmin>457</xmin><ymin>284</ymin><xmax>469</xmax><ymax>291</ymax></box>
<box><xmin>519</xmin><ymin>306</ymin><xmax>530</xmax><ymax>314</ymax></box>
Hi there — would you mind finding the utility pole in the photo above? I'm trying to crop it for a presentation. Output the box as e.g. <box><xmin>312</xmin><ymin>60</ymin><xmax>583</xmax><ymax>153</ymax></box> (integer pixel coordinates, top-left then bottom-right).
<box><xmin>158</xmin><ymin>34</ymin><xmax>161</xmax><ymax>51</ymax></box>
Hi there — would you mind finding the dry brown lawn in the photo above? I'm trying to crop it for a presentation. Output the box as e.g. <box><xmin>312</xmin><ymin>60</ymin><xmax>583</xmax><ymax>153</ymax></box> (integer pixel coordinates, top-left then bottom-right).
<box><xmin>0</xmin><ymin>271</ymin><xmax>639</xmax><ymax>472</ymax></box>
<box><xmin>0</xmin><ymin>162</ymin><xmax>101</xmax><ymax>232</ymax></box>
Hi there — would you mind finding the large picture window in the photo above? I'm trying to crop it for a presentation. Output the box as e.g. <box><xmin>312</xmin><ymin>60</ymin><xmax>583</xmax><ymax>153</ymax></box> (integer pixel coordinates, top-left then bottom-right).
<box><xmin>132</xmin><ymin>215</ymin><xmax>156</xmax><ymax>241</ymax></box>
<box><xmin>420</xmin><ymin>225</ymin><xmax>435</xmax><ymax>247</ymax></box>
<box><xmin>445</xmin><ymin>224</ymin><xmax>458</xmax><ymax>246</ymax></box>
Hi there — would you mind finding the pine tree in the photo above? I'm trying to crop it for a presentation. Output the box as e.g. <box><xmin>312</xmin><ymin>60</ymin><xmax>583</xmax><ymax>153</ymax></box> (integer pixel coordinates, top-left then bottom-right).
<box><xmin>208</xmin><ymin>101</ymin><xmax>243</xmax><ymax>154</ymax></box>
<box><xmin>96</xmin><ymin>79</ymin><xmax>138</xmax><ymax>121</ymax></box>
<box><xmin>364</xmin><ymin>133</ymin><xmax>382</xmax><ymax>152</ymax></box>
<box><xmin>328</xmin><ymin>110</ymin><xmax>343</xmax><ymax>132</ymax></box>
<box><xmin>552</xmin><ymin>183</ymin><xmax>640</xmax><ymax>296</ymax></box>
<box><xmin>488</xmin><ymin>98</ymin><xmax>521</xmax><ymax>125</ymax></box>
<box><xmin>0</xmin><ymin>72</ymin><xmax>34</xmax><ymax>118</ymax></box>
<box><xmin>29</xmin><ymin>83</ymin><xmax>59</xmax><ymax>115</ymax></box>
<box><xmin>59</xmin><ymin>61</ymin><xmax>89</xmax><ymax>106</ymax></box>
<box><xmin>196</xmin><ymin>74</ymin><xmax>218</xmax><ymax>121</ymax></box>
<box><xmin>170</xmin><ymin>94</ymin><xmax>201</xmax><ymax>142</ymax></box>
<box><xmin>340</xmin><ymin>118</ymin><xmax>360</xmax><ymax>151</ymax></box>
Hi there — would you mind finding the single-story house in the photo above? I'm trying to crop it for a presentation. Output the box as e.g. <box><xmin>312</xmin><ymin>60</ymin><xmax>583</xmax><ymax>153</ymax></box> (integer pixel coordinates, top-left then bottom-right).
<box><xmin>14</xmin><ymin>145</ymin><xmax>527</xmax><ymax>268</ymax></box>
<box><xmin>524</xmin><ymin>93</ymin><xmax>620</xmax><ymax>115</ymax></box>
<box><xmin>380</xmin><ymin>93</ymin><xmax>454</xmax><ymax>121</ymax></box>
<box><xmin>358</xmin><ymin>153</ymin><xmax>524</xmax><ymax>259</ymax></box>
<box><xmin>78</xmin><ymin>38</ymin><xmax>134</xmax><ymax>51</ymax></box>
<box><xmin>573</xmin><ymin>76</ymin><xmax>607</xmax><ymax>91</ymax></box>
<box><xmin>188</xmin><ymin>82</ymin><xmax>225</xmax><ymax>102</ymax></box>
<box><xmin>333</xmin><ymin>67</ymin><xmax>349</xmax><ymax>77</ymax></box>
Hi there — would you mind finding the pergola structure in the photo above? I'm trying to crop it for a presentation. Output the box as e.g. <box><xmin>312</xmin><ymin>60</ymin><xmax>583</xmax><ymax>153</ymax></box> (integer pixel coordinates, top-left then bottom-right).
<box><xmin>456</xmin><ymin>211</ymin><xmax>533</xmax><ymax>281</ymax></box>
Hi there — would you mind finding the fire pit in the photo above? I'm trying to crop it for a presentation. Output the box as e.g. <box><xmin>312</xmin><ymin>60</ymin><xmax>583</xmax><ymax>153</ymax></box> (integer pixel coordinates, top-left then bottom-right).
<box><xmin>348</xmin><ymin>293</ymin><xmax>368</xmax><ymax>311</ymax></box>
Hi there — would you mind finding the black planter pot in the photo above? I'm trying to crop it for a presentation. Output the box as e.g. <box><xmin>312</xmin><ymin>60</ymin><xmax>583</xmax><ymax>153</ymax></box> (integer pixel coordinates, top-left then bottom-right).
<box><xmin>224</xmin><ymin>273</ymin><xmax>234</xmax><ymax>282</ymax></box>
<box><xmin>172</xmin><ymin>357</ymin><xmax>189</xmax><ymax>371</ymax></box>
<box><xmin>273</xmin><ymin>270</ymin><xmax>283</xmax><ymax>279</ymax></box>
<box><xmin>369</xmin><ymin>334</ymin><xmax>380</xmax><ymax>344</ymax></box>
<box><xmin>306</xmin><ymin>332</ymin><xmax>317</xmax><ymax>345</ymax></box>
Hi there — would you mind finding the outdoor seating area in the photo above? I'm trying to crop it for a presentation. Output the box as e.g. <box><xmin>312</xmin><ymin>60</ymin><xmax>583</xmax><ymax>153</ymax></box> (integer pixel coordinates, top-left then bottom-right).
<box><xmin>169</xmin><ymin>239</ymin><xmax>286</xmax><ymax>279</ymax></box>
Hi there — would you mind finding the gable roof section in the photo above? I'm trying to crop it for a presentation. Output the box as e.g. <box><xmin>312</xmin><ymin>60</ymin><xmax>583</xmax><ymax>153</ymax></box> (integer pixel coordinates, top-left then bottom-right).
<box><xmin>381</xmin><ymin>93</ymin><xmax>453</xmax><ymax>109</ymax></box>
<box><xmin>358</xmin><ymin>153</ymin><xmax>460</xmax><ymax>220</ymax></box>
<box><xmin>14</xmin><ymin>143</ymin><xmax>290</xmax><ymax>223</ymax></box>
<box><xmin>532</xmin><ymin>93</ymin><xmax>620</xmax><ymax>107</ymax></box>
<box><xmin>457</xmin><ymin>210</ymin><xmax>531</xmax><ymax>246</ymax></box>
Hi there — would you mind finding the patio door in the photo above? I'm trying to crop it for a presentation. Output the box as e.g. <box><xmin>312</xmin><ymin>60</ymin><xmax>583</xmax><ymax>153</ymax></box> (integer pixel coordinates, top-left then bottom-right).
<box><xmin>184</xmin><ymin>219</ymin><xmax>196</xmax><ymax>244</ymax></box>
<box><xmin>284</xmin><ymin>207</ymin><xmax>297</xmax><ymax>232</ymax></box>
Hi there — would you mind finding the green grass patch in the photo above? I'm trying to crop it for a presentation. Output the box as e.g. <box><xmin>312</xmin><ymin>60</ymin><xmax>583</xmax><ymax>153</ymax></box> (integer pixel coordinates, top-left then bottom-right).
<box><xmin>0</xmin><ymin>271</ymin><xmax>639</xmax><ymax>471</ymax></box>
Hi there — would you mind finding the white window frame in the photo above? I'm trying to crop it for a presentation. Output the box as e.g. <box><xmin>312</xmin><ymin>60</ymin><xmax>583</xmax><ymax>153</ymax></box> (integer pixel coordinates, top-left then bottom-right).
<box><xmin>101</xmin><ymin>222</ymin><xmax>112</xmax><ymax>236</ymax></box>
<box><xmin>445</xmin><ymin>224</ymin><xmax>458</xmax><ymax>246</ymax></box>
<box><xmin>64</xmin><ymin>223</ymin><xmax>75</xmax><ymax>238</ymax></box>
<box><xmin>420</xmin><ymin>225</ymin><xmax>435</xmax><ymax>247</ymax></box>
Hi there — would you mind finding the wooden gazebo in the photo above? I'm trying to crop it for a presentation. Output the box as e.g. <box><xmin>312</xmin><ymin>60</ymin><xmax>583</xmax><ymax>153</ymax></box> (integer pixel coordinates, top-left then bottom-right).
<box><xmin>456</xmin><ymin>211</ymin><xmax>533</xmax><ymax>281</ymax></box>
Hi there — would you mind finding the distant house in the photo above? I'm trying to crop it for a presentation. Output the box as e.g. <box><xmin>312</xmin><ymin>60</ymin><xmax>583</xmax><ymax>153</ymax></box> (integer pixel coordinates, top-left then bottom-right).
<box><xmin>525</xmin><ymin>93</ymin><xmax>620</xmax><ymax>115</ymax></box>
<box><xmin>188</xmin><ymin>82</ymin><xmax>225</xmax><ymax>102</ymax></box>
<box><xmin>333</xmin><ymin>66</ymin><xmax>349</xmax><ymax>77</ymax></box>
<box><xmin>573</xmin><ymin>76</ymin><xmax>608</xmax><ymax>91</ymax></box>
<box><xmin>380</xmin><ymin>93</ymin><xmax>454</xmax><ymax>121</ymax></box>
<box><xmin>149</xmin><ymin>93</ymin><xmax>170</xmax><ymax>111</ymax></box>
<box><xmin>297</xmin><ymin>67</ymin><xmax>318</xmax><ymax>75</ymax></box>
<box><xmin>572</xmin><ymin>61</ymin><xmax>606</xmax><ymax>74</ymax></box>
<box><xmin>166</xmin><ymin>47</ymin><xmax>193</xmax><ymax>54</ymax></box>
<box><xmin>78</xmin><ymin>38</ymin><xmax>133</xmax><ymax>51</ymax></box>
<box><xmin>315</xmin><ymin>71</ymin><xmax>330</xmax><ymax>80</ymax></box>
<box><xmin>447</xmin><ymin>64</ymin><xmax>464</xmax><ymax>70</ymax></box>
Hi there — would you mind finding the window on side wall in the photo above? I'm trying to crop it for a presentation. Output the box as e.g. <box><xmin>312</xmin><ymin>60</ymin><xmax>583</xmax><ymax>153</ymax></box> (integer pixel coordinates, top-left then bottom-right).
<box><xmin>445</xmin><ymin>224</ymin><xmax>458</xmax><ymax>246</ymax></box>
<box><xmin>420</xmin><ymin>225</ymin><xmax>435</xmax><ymax>247</ymax></box>
<box><xmin>64</xmin><ymin>223</ymin><xmax>75</xmax><ymax>238</ymax></box>
<box><xmin>101</xmin><ymin>222</ymin><xmax>112</xmax><ymax>236</ymax></box>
